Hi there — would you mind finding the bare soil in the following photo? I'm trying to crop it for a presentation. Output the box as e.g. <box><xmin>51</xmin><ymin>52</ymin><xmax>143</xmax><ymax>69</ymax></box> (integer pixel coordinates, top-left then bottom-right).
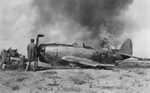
<box><xmin>0</xmin><ymin>60</ymin><xmax>150</xmax><ymax>93</ymax></box>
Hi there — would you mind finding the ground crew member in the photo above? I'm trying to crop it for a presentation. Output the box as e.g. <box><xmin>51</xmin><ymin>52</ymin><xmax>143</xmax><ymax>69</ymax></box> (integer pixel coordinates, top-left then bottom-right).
<box><xmin>26</xmin><ymin>39</ymin><xmax>37</xmax><ymax>71</ymax></box>
<box><xmin>1</xmin><ymin>49</ymin><xmax>8</xmax><ymax>70</ymax></box>
<box><xmin>18</xmin><ymin>55</ymin><xmax>27</xmax><ymax>71</ymax></box>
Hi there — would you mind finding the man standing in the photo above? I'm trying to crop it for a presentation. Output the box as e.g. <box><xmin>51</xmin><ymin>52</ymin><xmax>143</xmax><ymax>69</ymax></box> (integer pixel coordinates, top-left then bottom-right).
<box><xmin>26</xmin><ymin>39</ymin><xmax>37</xmax><ymax>71</ymax></box>
<box><xmin>1</xmin><ymin>49</ymin><xmax>8</xmax><ymax>70</ymax></box>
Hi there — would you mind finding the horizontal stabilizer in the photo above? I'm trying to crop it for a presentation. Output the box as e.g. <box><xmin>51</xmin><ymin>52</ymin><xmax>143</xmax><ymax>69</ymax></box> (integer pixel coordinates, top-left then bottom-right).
<box><xmin>119</xmin><ymin>53</ymin><xmax>143</xmax><ymax>59</ymax></box>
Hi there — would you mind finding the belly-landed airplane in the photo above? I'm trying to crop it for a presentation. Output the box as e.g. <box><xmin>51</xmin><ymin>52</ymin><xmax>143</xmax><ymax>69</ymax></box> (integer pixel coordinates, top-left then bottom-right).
<box><xmin>33</xmin><ymin>34</ymin><xmax>135</xmax><ymax>70</ymax></box>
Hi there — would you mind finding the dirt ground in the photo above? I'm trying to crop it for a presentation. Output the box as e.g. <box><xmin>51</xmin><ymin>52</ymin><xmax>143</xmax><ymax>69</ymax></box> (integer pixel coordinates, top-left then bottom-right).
<box><xmin>0</xmin><ymin>60</ymin><xmax>150</xmax><ymax>93</ymax></box>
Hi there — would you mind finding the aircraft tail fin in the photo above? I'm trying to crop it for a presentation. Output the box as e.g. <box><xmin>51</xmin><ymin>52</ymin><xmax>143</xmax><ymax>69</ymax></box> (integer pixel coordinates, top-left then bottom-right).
<box><xmin>118</xmin><ymin>39</ymin><xmax>133</xmax><ymax>56</ymax></box>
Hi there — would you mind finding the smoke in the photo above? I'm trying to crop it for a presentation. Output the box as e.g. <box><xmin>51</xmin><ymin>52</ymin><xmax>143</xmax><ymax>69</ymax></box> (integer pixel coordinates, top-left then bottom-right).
<box><xmin>0</xmin><ymin>0</ymin><xmax>134</xmax><ymax>56</ymax></box>
<box><xmin>32</xmin><ymin>0</ymin><xmax>133</xmax><ymax>49</ymax></box>
<box><xmin>0</xmin><ymin>0</ymin><xmax>149</xmax><ymax>58</ymax></box>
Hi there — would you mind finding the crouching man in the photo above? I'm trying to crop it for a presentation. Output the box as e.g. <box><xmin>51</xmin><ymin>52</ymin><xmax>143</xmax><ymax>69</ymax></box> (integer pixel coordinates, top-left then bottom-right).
<box><xmin>18</xmin><ymin>55</ymin><xmax>27</xmax><ymax>71</ymax></box>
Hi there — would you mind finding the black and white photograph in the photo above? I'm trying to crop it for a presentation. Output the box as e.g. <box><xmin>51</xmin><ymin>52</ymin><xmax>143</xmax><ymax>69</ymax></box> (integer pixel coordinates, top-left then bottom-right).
<box><xmin>0</xmin><ymin>0</ymin><xmax>150</xmax><ymax>93</ymax></box>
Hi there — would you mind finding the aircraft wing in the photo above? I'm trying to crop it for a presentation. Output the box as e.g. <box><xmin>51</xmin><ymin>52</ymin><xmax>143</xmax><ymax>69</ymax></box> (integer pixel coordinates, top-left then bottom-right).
<box><xmin>61</xmin><ymin>56</ymin><xmax>115</xmax><ymax>67</ymax></box>
<box><xmin>10</xmin><ymin>57</ymin><xmax>20</xmax><ymax>62</ymax></box>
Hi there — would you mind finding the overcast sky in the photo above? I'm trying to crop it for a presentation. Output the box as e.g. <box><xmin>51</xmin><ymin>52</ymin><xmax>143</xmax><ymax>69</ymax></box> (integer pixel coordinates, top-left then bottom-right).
<box><xmin>126</xmin><ymin>0</ymin><xmax>150</xmax><ymax>58</ymax></box>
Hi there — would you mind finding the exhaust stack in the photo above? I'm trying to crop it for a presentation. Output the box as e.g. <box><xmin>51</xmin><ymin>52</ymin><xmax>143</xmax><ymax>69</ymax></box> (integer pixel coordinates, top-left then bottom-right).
<box><xmin>36</xmin><ymin>34</ymin><xmax>44</xmax><ymax>46</ymax></box>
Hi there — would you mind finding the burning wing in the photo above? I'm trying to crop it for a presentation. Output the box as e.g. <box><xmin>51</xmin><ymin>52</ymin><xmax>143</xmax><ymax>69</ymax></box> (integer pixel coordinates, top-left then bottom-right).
<box><xmin>61</xmin><ymin>56</ymin><xmax>115</xmax><ymax>67</ymax></box>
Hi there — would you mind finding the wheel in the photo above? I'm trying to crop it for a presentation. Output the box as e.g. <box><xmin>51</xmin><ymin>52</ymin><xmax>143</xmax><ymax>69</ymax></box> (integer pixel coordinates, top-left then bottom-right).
<box><xmin>33</xmin><ymin>61</ymin><xmax>38</xmax><ymax>71</ymax></box>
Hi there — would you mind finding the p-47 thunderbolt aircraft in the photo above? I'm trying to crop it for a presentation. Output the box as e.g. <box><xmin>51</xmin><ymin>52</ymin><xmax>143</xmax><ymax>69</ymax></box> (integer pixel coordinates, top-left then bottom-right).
<box><xmin>33</xmin><ymin>34</ymin><xmax>134</xmax><ymax>70</ymax></box>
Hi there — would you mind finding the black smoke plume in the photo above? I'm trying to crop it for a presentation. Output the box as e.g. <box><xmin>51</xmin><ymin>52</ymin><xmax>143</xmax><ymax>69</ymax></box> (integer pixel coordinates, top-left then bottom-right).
<box><xmin>32</xmin><ymin>0</ymin><xmax>133</xmax><ymax>48</ymax></box>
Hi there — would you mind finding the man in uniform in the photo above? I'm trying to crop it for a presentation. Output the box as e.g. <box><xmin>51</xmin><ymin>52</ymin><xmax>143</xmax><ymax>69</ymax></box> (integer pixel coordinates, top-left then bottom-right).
<box><xmin>26</xmin><ymin>39</ymin><xmax>37</xmax><ymax>71</ymax></box>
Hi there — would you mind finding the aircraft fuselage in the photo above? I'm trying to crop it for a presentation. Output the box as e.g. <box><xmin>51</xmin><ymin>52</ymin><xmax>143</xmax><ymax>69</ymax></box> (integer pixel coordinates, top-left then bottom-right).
<box><xmin>38</xmin><ymin>43</ymin><xmax>116</xmax><ymax>66</ymax></box>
